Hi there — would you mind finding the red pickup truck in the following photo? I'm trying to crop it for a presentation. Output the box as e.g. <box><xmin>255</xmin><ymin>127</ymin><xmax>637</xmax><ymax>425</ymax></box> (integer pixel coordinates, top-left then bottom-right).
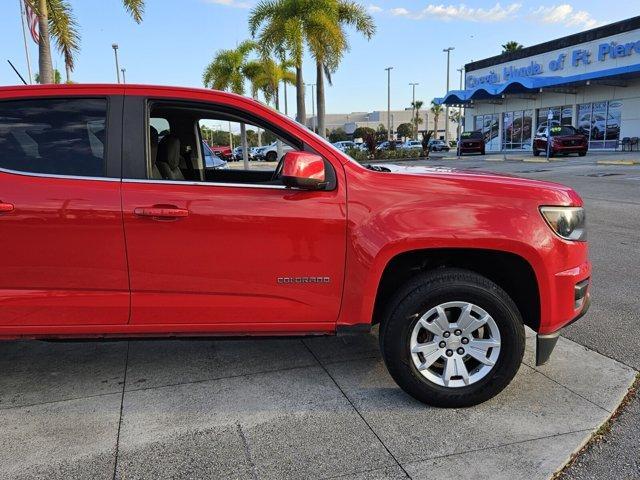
<box><xmin>0</xmin><ymin>84</ymin><xmax>591</xmax><ymax>407</ymax></box>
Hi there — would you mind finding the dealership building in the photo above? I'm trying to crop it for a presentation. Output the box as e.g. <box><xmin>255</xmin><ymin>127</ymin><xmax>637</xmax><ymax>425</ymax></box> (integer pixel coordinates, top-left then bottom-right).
<box><xmin>437</xmin><ymin>16</ymin><xmax>640</xmax><ymax>152</ymax></box>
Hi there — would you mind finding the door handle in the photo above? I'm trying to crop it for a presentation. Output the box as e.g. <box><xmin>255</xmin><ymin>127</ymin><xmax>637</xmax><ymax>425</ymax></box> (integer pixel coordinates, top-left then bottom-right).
<box><xmin>0</xmin><ymin>202</ymin><xmax>14</xmax><ymax>213</ymax></box>
<box><xmin>134</xmin><ymin>206</ymin><xmax>189</xmax><ymax>219</ymax></box>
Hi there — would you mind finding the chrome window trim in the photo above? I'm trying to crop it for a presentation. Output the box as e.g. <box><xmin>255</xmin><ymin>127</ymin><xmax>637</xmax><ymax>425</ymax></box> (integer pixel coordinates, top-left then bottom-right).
<box><xmin>122</xmin><ymin>178</ymin><xmax>289</xmax><ymax>190</ymax></box>
<box><xmin>0</xmin><ymin>166</ymin><xmax>118</xmax><ymax>182</ymax></box>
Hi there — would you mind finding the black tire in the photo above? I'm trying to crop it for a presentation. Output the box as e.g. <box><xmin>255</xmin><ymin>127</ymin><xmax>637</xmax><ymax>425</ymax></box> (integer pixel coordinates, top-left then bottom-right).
<box><xmin>266</xmin><ymin>151</ymin><xmax>277</xmax><ymax>162</ymax></box>
<box><xmin>579</xmin><ymin>151</ymin><xmax>586</xmax><ymax>157</ymax></box>
<box><xmin>533</xmin><ymin>148</ymin><xmax>540</xmax><ymax>157</ymax></box>
<box><xmin>379</xmin><ymin>268</ymin><xmax>525</xmax><ymax>408</ymax></box>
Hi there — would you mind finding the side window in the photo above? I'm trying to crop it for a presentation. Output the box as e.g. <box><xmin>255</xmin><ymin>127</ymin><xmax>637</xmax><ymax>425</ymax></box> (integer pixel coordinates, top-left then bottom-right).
<box><xmin>147</xmin><ymin>101</ymin><xmax>303</xmax><ymax>186</ymax></box>
<box><xmin>0</xmin><ymin>98</ymin><xmax>107</xmax><ymax>177</ymax></box>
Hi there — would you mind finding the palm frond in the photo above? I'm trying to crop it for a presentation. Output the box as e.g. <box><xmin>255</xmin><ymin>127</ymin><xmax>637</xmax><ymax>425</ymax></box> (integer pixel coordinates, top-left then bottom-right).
<box><xmin>46</xmin><ymin>0</ymin><xmax>80</xmax><ymax>71</ymax></box>
<box><xmin>122</xmin><ymin>0</ymin><xmax>145</xmax><ymax>23</ymax></box>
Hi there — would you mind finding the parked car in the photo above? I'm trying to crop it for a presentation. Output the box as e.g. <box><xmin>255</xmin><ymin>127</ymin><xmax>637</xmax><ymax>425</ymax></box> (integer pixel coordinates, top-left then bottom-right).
<box><xmin>202</xmin><ymin>141</ymin><xmax>229</xmax><ymax>170</ymax></box>
<box><xmin>457</xmin><ymin>131</ymin><xmax>486</xmax><ymax>155</ymax></box>
<box><xmin>376</xmin><ymin>140</ymin><xmax>403</xmax><ymax>151</ymax></box>
<box><xmin>232</xmin><ymin>145</ymin><xmax>254</xmax><ymax>161</ymax></box>
<box><xmin>254</xmin><ymin>141</ymin><xmax>294</xmax><ymax>162</ymax></box>
<box><xmin>428</xmin><ymin>139</ymin><xmax>450</xmax><ymax>152</ymax></box>
<box><xmin>332</xmin><ymin>141</ymin><xmax>356</xmax><ymax>152</ymax></box>
<box><xmin>0</xmin><ymin>84</ymin><xmax>590</xmax><ymax>408</ymax></box>
<box><xmin>401</xmin><ymin>140</ymin><xmax>424</xmax><ymax>152</ymax></box>
<box><xmin>533</xmin><ymin>125</ymin><xmax>588</xmax><ymax>157</ymax></box>
<box><xmin>209</xmin><ymin>144</ymin><xmax>232</xmax><ymax>160</ymax></box>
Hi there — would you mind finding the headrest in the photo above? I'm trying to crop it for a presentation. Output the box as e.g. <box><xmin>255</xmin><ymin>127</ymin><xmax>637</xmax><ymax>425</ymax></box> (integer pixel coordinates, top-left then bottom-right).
<box><xmin>157</xmin><ymin>134</ymin><xmax>181</xmax><ymax>170</ymax></box>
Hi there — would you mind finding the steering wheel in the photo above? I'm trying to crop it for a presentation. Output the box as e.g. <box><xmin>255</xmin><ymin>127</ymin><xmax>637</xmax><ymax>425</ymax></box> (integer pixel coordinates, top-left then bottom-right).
<box><xmin>271</xmin><ymin>155</ymin><xmax>285</xmax><ymax>181</ymax></box>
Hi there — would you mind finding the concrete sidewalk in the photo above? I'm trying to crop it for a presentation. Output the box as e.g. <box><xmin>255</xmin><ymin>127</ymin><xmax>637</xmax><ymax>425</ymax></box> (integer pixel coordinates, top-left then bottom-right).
<box><xmin>0</xmin><ymin>330</ymin><xmax>635</xmax><ymax>480</ymax></box>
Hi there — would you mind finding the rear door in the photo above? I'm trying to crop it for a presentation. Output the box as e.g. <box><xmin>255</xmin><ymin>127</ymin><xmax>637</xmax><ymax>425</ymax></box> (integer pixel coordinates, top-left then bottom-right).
<box><xmin>120</xmin><ymin>95</ymin><xmax>346</xmax><ymax>332</ymax></box>
<box><xmin>0</xmin><ymin>94</ymin><xmax>129</xmax><ymax>329</ymax></box>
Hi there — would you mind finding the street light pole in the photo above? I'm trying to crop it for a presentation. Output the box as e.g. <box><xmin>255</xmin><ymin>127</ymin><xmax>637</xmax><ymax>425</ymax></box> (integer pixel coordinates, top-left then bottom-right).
<box><xmin>306</xmin><ymin>83</ymin><xmax>316</xmax><ymax>132</ymax></box>
<box><xmin>112</xmin><ymin>44</ymin><xmax>121</xmax><ymax>84</ymax></box>
<box><xmin>443</xmin><ymin>47</ymin><xmax>454</xmax><ymax>143</ymax></box>
<box><xmin>456</xmin><ymin>66</ymin><xmax>464</xmax><ymax>153</ymax></box>
<box><xmin>409</xmin><ymin>82</ymin><xmax>419</xmax><ymax>139</ymax></box>
<box><xmin>121</xmin><ymin>68</ymin><xmax>126</xmax><ymax>84</ymax></box>
<box><xmin>385</xmin><ymin>67</ymin><xmax>393</xmax><ymax>141</ymax></box>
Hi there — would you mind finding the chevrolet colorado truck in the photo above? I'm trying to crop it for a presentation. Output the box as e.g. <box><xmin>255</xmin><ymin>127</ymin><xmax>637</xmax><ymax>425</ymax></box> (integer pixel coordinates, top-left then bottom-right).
<box><xmin>0</xmin><ymin>84</ymin><xmax>591</xmax><ymax>407</ymax></box>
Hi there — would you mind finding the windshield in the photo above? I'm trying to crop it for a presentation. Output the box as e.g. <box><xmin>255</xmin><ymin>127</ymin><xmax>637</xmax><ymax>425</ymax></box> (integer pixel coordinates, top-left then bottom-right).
<box><xmin>461</xmin><ymin>131</ymin><xmax>482</xmax><ymax>139</ymax></box>
<box><xmin>549</xmin><ymin>126</ymin><xmax>578</xmax><ymax>136</ymax></box>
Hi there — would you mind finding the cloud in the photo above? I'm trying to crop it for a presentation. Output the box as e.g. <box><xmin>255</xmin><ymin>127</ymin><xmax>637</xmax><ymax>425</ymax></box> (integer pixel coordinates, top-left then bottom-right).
<box><xmin>368</xmin><ymin>4</ymin><xmax>383</xmax><ymax>13</ymax></box>
<box><xmin>389</xmin><ymin>3</ymin><xmax>522</xmax><ymax>22</ymax></box>
<box><xmin>530</xmin><ymin>4</ymin><xmax>599</xmax><ymax>29</ymax></box>
<box><xmin>203</xmin><ymin>0</ymin><xmax>252</xmax><ymax>8</ymax></box>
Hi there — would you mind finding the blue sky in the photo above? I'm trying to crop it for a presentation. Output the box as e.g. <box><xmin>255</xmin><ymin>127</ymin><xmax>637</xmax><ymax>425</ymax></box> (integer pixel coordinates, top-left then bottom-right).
<box><xmin>1</xmin><ymin>1</ymin><xmax>638</xmax><ymax>114</ymax></box>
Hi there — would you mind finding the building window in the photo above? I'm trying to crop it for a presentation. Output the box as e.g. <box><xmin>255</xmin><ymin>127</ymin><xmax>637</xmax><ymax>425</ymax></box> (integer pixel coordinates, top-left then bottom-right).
<box><xmin>473</xmin><ymin>114</ymin><xmax>500</xmax><ymax>151</ymax></box>
<box><xmin>578</xmin><ymin>101</ymin><xmax>622</xmax><ymax>150</ymax></box>
<box><xmin>537</xmin><ymin>105</ymin><xmax>572</xmax><ymax>131</ymax></box>
<box><xmin>502</xmin><ymin>110</ymin><xmax>533</xmax><ymax>150</ymax></box>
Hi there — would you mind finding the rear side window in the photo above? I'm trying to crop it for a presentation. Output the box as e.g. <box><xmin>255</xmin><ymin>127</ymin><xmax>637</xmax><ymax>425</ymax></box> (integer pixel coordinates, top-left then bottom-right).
<box><xmin>0</xmin><ymin>98</ymin><xmax>107</xmax><ymax>177</ymax></box>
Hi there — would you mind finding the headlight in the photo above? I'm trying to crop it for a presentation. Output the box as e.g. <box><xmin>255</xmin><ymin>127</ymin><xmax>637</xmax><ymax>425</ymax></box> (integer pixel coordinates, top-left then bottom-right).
<box><xmin>540</xmin><ymin>206</ymin><xmax>586</xmax><ymax>241</ymax></box>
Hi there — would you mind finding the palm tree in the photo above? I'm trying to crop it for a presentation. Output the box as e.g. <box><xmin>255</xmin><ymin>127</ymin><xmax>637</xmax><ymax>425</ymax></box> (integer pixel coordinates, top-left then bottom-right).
<box><xmin>312</xmin><ymin>1</ymin><xmax>375</xmax><ymax>138</ymax></box>
<box><xmin>35</xmin><ymin>68</ymin><xmax>62</xmax><ymax>84</ymax></box>
<box><xmin>203</xmin><ymin>40</ymin><xmax>256</xmax><ymax>94</ymax></box>
<box><xmin>249</xmin><ymin>0</ymin><xmax>329</xmax><ymax>125</ymax></box>
<box><xmin>431</xmin><ymin>101</ymin><xmax>443</xmax><ymax>139</ymax></box>
<box><xmin>411</xmin><ymin>100</ymin><xmax>424</xmax><ymax>139</ymax></box>
<box><xmin>31</xmin><ymin>0</ymin><xmax>145</xmax><ymax>84</ymax></box>
<box><xmin>502</xmin><ymin>41</ymin><xmax>523</xmax><ymax>53</ymax></box>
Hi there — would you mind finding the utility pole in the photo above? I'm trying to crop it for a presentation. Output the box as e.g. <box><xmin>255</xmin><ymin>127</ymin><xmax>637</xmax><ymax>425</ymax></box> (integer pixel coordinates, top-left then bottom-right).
<box><xmin>18</xmin><ymin>0</ymin><xmax>33</xmax><ymax>84</ymax></box>
<box><xmin>443</xmin><ymin>47</ymin><xmax>454</xmax><ymax>143</ymax></box>
<box><xmin>112</xmin><ymin>44</ymin><xmax>121</xmax><ymax>84</ymax></box>
<box><xmin>410</xmin><ymin>82</ymin><xmax>419</xmax><ymax>139</ymax></box>
<box><xmin>385</xmin><ymin>67</ymin><xmax>393</xmax><ymax>141</ymax></box>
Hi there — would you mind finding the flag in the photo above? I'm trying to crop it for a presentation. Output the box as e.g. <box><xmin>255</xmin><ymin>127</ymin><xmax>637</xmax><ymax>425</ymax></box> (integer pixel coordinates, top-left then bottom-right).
<box><xmin>23</xmin><ymin>0</ymin><xmax>39</xmax><ymax>45</ymax></box>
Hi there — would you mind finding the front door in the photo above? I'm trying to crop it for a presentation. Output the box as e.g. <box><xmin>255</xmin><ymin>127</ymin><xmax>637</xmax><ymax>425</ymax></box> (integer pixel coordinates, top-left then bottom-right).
<box><xmin>0</xmin><ymin>96</ymin><xmax>129</xmax><ymax>328</ymax></box>
<box><xmin>120</xmin><ymin>97</ymin><xmax>346</xmax><ymax>331</ymax></box>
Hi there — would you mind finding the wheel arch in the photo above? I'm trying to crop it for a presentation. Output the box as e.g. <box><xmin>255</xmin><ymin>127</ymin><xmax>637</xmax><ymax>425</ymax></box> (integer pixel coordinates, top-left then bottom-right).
<box><xmin>371</xmin><ymin>248</ymin><xmax>541</xmax><ymax>333</ymax></box>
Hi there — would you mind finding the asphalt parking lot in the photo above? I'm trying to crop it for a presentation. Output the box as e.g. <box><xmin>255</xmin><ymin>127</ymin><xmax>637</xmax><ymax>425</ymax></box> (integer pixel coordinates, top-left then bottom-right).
<box><xmin>1</xmin><ymin>152</ymin><xmax>638</xmax><ymax>480</ymax></box>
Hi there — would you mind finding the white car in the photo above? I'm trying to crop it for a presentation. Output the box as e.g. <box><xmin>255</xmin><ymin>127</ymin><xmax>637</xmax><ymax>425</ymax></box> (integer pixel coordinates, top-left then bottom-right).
<box><xmin>255</xmin><ymin>141</ymin><xmax>294</xmax><ymax>162</ymax></box>
<box><xmin>401</xmin><ymin>140</ymin><xmax>424</xmax><ymax>151</ymax></box>
<box><xmin>332</xmin><ymin>140</ymin><xmax>357</xmax><ymax>152</ymax></box>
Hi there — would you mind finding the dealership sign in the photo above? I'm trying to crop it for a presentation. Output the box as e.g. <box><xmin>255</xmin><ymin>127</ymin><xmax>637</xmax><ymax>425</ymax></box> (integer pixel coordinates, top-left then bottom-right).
<box><xmin>467</xmin><ymin>32</ymin><xmax>640</xmax><ymax>88</ymax></box>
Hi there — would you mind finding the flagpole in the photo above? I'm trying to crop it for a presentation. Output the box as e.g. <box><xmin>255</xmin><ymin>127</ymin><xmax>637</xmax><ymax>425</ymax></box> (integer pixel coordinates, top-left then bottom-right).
<box><xmin>18</xmin><ymin>0</ymin><xmax>33</xmax><ymax>84</ymax></box>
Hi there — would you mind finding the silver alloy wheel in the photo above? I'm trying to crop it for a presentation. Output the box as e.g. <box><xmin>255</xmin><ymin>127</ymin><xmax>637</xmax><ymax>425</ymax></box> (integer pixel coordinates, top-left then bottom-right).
<box><xmin>409</xmin><ymin>301</ymin><xmax>501</xmax><ymax>388</ymax></box>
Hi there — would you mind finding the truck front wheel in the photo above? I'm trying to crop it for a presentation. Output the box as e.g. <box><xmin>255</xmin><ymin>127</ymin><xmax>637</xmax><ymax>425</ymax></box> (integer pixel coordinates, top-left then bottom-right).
<box><xmin>380</xmin><ymin>268</ymin><xmax>525</xmax><ymax>407</ymax></box>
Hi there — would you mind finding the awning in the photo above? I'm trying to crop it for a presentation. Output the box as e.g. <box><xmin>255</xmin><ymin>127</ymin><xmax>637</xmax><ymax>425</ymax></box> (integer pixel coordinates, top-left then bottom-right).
<box><xmin>435</xmin><ymin>63</ymin><xmax>640</xmax><ymax>105</ymax></box>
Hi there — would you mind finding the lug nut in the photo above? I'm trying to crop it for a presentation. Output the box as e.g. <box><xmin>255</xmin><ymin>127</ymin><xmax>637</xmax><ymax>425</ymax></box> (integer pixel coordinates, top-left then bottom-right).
<box><xmin>461</xmin><ymin>337</ymin><xmax>469</xmax><ymax>345</ymax></box>
<box><xmin>454</xmin><ymin>329</ymin><xmax>462</xmax><ymax>336</ymax></box>
<box><xmin>443</xmin><ymin>331</ymin><xmax>451</xmax><ymax>338</ymax></box>
<box><xmin>446</xmin><ymin>349</ymin><xmax>453</xmax><ymax>357</ymax></box>
<box><xmin>439</xmin><ymin>341</ymin><xmax>446</xmax><ymax>348</ymax></box>
<box><xmin>457</xmin><ymin>347</ymin><xmax>465</xmax><ymax>355</ymax></box>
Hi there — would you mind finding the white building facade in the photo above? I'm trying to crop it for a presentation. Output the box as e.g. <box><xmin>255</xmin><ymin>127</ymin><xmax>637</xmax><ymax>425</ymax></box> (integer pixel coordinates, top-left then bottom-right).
<box><xmin>437</xmin><ymin>16</ymin><xmax>640</xmax><ymax>152</ymax></box>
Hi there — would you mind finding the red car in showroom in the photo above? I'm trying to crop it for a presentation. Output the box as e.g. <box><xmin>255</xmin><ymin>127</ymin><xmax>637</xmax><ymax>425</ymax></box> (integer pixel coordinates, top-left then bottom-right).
<box><xmin>0</xmin><ymin>84</ymin><xmax>590</xmax><ymax>407</ymax></box>
<box><xmin>457</xmin><ymin>131</ymin><xmax>486</xmax><ymax>155</ymax></box>
<box><xmin>533</xmin><ymin>125</ymin><xmax>588</xmax><ymax>157</ymax></box>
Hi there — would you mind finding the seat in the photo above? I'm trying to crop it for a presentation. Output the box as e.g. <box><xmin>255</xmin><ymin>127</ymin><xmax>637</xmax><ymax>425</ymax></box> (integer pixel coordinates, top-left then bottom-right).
<box><xmin>156</xmin><ymin>134</ymin><xmax>184</xmax><ymax>181</ymax></box>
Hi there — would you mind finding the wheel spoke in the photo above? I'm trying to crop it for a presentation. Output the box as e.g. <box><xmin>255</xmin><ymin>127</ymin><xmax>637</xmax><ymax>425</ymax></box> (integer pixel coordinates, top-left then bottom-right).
<box><xmin>466</xmin><ymin>338</ymin><xmax>500</xmax><ymax>365</ymax></box>
<box><xmin>411</xmin><ymin>341</ymin><xmax>439</xmax><ymax>356</ymax></box>
<box><xmin>458</xmin><ymin>306</ymin><xmax>488</xmax><ymax>335</ymax></box>
<box><xmin>417</xmin><ymin>346</ymin><xmax>443</xmax><ymax>371</ymax></box>
<box><xmin>442</xmin><ymin>356</ymin><xmax>469</xmax><ymax>386</ymax></box>
<box><xmin>420</xmin><ymin>306</ymin><xmax>449</xmax><ymax>336</ymax></box>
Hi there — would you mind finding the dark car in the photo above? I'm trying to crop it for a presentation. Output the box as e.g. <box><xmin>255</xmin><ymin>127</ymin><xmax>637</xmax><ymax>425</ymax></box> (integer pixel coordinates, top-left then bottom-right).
<box><xmin>533</xmin><ymin>125</ymin><xmax>587</xmax><ymax>157</ymax></box>
<box><xmin>457</xmin><ymin>131</ymin><xmax>485</xmax><ymax>155</ymax></box>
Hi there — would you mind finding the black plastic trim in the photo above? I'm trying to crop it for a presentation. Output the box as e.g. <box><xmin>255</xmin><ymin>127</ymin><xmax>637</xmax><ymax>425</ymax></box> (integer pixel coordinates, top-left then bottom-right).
<box><xmin>122</xmin><ymin>95</ymin><xmax>147</xmax><ymax>180</ymax></box>
<box><xmin>336</xmin><ymin>324</ymin><xmax>371</xmax><ymax>335</ymax></box>
<box><xmin>106</xmin><ymin>95</ymin><xmax>123</xmax><ymax>179</ymax></box>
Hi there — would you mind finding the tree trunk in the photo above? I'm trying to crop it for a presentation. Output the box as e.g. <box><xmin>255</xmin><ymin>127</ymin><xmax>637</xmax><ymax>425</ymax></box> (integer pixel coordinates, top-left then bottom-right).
<box><xmin>37</xmin><ymin>0</ymin><xmax>53</xmax><ymax>84</ymax></box>
<box><xmin>240</xmin><ymin>122</ymin><xmax>249</xmax><ymax>169</ymax></box>
<box><xmin>434</xmin><ymin>115</ymin><xmax>439</xmax><ymax>140</ymax></box>
<box><xmin>65</xmin><ymin>62</ymin><xmax>71</xmax><ymax>83</ymax></box>
<box><xmin>316</xmin><ymin>62</ymin><xmax>326</xmax><ymax>138</ymax></box>
<box><xmin>295</xmin><ymin>65</ymin><xmax>306</xmax><ymax>125</ymax></box>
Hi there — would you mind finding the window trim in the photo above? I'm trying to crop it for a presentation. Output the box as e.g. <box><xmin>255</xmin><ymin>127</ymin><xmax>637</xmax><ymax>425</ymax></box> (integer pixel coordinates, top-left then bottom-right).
<box><xmin>138</xmin><ymin>98</ymin><xmax>337</xmax><ymax>191</ymax></box>
<box><xmin>0</xmin><ymin>95</ymin><xmax>121</xmax><ymax>181</ymax></box>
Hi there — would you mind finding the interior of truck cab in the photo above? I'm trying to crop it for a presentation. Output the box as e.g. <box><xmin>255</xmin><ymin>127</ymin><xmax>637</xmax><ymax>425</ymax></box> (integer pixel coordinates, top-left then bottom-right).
<box><xmin>147</xmin><ymin>102</ymin><xmax>302</xmax><ymax>186</ymax></box>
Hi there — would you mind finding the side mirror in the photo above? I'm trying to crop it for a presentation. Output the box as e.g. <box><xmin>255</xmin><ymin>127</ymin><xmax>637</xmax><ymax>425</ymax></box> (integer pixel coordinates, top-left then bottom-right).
<box><xmin>281</xmin><ymin>152</ymin><xmax>327</xmax><ymax>190</ymax></box>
